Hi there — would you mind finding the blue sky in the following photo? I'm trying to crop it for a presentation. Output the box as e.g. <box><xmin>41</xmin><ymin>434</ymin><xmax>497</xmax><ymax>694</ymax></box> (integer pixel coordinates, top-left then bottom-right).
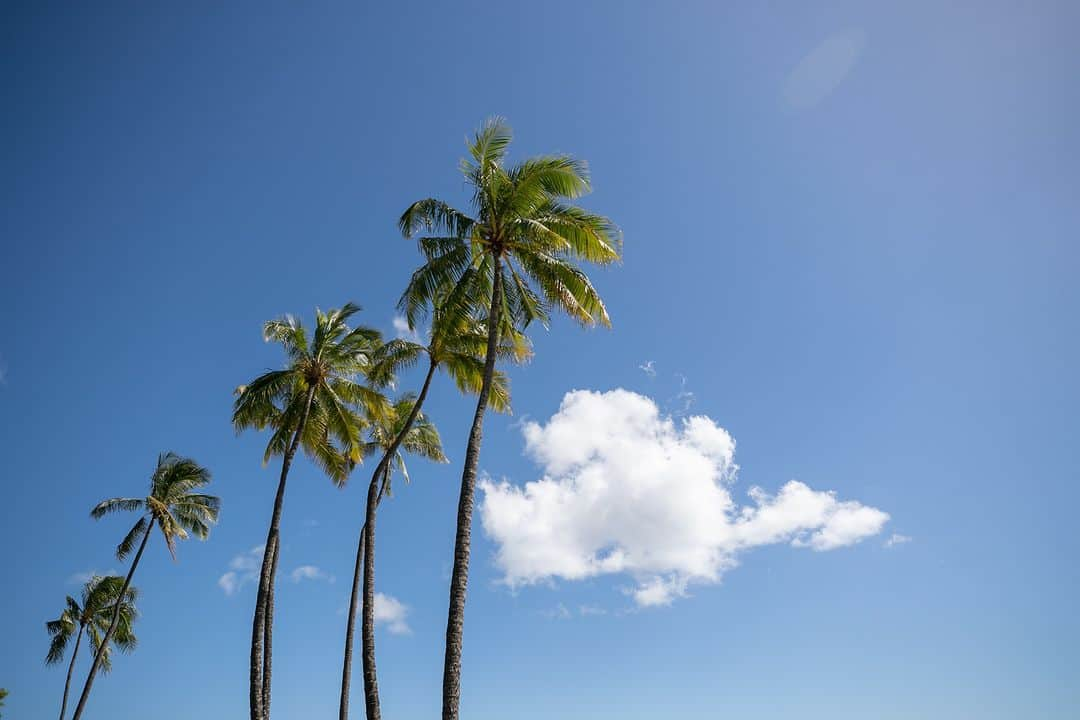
<box><xmin>2</xmin><ymin>2</ymin><xmax>1077</xmax><ymax>718</ymax></box>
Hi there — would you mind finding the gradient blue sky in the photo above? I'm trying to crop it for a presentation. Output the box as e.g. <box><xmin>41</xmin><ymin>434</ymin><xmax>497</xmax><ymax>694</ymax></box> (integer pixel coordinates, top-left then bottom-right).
<box><xmin>2</xmin><ymin>2</ymin><xmax>1077</xmax><ymax>719</ymax></box>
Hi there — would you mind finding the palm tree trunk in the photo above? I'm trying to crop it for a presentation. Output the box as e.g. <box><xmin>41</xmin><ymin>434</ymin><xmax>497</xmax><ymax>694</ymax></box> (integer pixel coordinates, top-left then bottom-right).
<box><xmin>58</xmin><ymin>625</ymin><xmax>84</xmax><ymax>720</ymax></box>
<box><xmin>261</xmin><ymin>538</ymin><xmax>278</xmax><ymax>716</ymax></box>
<box><xmin>70</xmin><ymin>520</ymin><xmax>153</xmax><ymax>720</ymax></box>
<box><xmin>339</xmin><ymin>523</ymin><xmax>366</xmax><ymax>720</ymax></box>
<box><xmin>359</xmin><ymin>465</ymin><xmax>385</xmax><ymax>720</ymax></box>
<box><xmin>442</xmin><ymin>255</ymin><xmax>503</xmax><ymax>720</ymax></box>
<box><xmin>250</xmin><ymin>384</ymin><xmax>316</xmax><ymax>720</ymax></box>
<box><xmin>341</xmin><ymin>359</ymin><xmax>438</xmax><ymax>720</ymax></box>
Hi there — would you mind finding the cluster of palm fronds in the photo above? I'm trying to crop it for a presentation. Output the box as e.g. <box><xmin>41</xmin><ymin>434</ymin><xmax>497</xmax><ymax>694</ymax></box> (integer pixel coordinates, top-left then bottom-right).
<box><xmin>43</xmin><ymin>118</ymin><xmax>620</xmax><ymax>720</ymax></box>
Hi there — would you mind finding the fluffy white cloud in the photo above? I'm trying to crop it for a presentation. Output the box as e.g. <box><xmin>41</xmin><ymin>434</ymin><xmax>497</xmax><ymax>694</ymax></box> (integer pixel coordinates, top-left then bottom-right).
<box><xmin>480</xmin><ymin>389</ymin><xmax>889</xmax><ymax>607</ymax></box>
<box><xmin>218</xmin><ymin>545</ymin><xmax>264</xmax><ymax>596</ymax></box>
<box><xmin>374</xmin><ymin>593</ymin><xmax>411</xmax><ymax>634</ymax></box>
<box><xmin>291</xmin><ymin>565</ymin><xmax>334</xmax><ymax>584</ymax></box>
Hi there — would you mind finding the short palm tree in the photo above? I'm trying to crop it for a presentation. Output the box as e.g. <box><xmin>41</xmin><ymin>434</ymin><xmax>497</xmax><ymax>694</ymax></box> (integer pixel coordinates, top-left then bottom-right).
<box><xmin>70</xmin><ymin>452</ymin><xmax>219</xmax><ymax>720</ymax></box>
<box><xmin>47</xmin><ymin>576</ymin><xmax>137</xmax><ymax>720</ymax></box>
<box><xmin>338</xmin><ymin>296</ymin><xmax>529</xmax><ymax>720</ymax></box>
<box><xmin>399</xmin><ymin>117</ymin><xmax>621</xmax><ymax>720</ymax></box>
<box><xmin>233</xmin><ymin>303</ymin><xmax>390</xmax><ymax>720</ymax></box>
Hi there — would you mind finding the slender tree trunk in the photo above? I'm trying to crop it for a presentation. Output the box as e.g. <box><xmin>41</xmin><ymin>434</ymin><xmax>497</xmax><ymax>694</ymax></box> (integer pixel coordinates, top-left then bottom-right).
<box><xmin>338</xmin><ymin>522</ymin><xmax>366</xmax><ymax>720</ymax></box>
<box><xmin>58</xmin><ymin>625</ymin><xmax>84</xmax><ymax>720</ymax></box>
<box><xmin>70</xmin><ymin>520</ymin><xmax>153</xmax><ymax>720</ymax></box>
<box><xmin>249</xmin><ymin>385</ymin><xmax>316</xmax><ymax>720</ymax></box>
<box><xmin>442</xmin><ymin>256</ymin><xmax>503</xmax><ymax>720</ymax></box>
<box><xmin>359</xmin><ymin>466</ymin><xmax>384</xmax><ymax>720</ymax></box>
<box><xmin>341</xmin><ymin>360</ymin><xmax>438</xmax><ymax>720</ymax></box>
<box><xmin>261</xmin><ymin>537</ymin><xmax>278</xmax><ymax>717</ymax></box>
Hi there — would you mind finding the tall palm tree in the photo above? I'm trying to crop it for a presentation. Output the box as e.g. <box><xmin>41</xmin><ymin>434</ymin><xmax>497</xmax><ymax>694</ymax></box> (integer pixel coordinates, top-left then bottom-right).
<box><xmin>70</xmin><ymin>452</ymin><xmax>219</xmax><ymax>720</ymax></box>
<box><xmin>234</xmin><ymin>303</ymin><xmax>389</xmax><ymax>720</ymax></box>
<box><xmin>355</xmin><ymin>394</ymin><xmax>446</xmax><ymax>720</ymax></box>
<box><xmin>399</xmin><ymin>117</ymin><xmax>621</xmax><ymax>720</ymax></box>
<box><xmin>46</xmin><ymin>576</ymin><xmax>138</xmax><ymax>720</ymax></box>
<box><xmin>339</xmin><ymin>297</ymin><xmax>529</xmax><ymax>720</ymax></box>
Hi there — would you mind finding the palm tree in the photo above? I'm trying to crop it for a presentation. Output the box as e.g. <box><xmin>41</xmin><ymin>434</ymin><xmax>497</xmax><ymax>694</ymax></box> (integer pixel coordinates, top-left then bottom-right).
<box><xmin>0</xmin><ymin>688</ymin><xmax>7</xmax><ymax>717</ymax></box>
<box><xmin>70</xmin><ymin>453</ymin><xmax>219</xmax><ymax>720</ymax></box>
<box><xmin>355</xmin><ymin>394</ymin><xmax>446</xmax><ymax>720</ymax></box>
<box><xmin>46</xmin><ymin>576</ymin><xmax>138</xmax><ymax>720</ymax></box>
<box><xmin>338</xmin><ymin>298</ymin><xmax>529</xmax><ymax>720</ymax></box>
<box><xmin>399</xmin><ymin>117</ymin><xmax>621</xmax><ymax>720</ymax></box>
<box><xmin>234</xmin><ymin>303</ymin><xmax>389</xmax><ymax>720</ymax></box>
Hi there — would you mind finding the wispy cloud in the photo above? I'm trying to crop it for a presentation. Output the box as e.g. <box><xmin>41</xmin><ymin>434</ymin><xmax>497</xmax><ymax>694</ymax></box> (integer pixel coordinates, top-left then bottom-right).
<box><xmin>374</xmin><ymin>593</ymin><xmax>411</xmax><ymax>634</ymax></box>
<box><xmin>783</xmin><ymin>29</ymin><xmax>867</xmax><ymax>110</ymax></box>
<box><xmin>638</xmin><ymin>360</ymin><xmax>656</xmax><ymax>378</ymax></box>
<box><xmin>218</xmin><ymin>545</ymin><xmax>264</xmax><ymax>596</ymax></box>
<box><xmin>672</xmin><ymin>373</ymin><xmax>695</xmax><ymax>414</ymax></box>
<box><xmin>544</xmin><ymin>603</ymin><xmax>608</xmax><ymax>620</ymax></box>
<box><xmin>884</xmin><ymin>533</ymin><xmax>912</xmax><ymax>548</ymax></box>
<box><xmin>67</xmin><ymin>569</ymin><xmax>118</xmax><ymax>585</ymax></box>
<box><xmin>480</xmin><ymin>389</ymin><xmax>889</xmax><ymax>608</ymax></box>
<box><xmin>291</xmin><ymin>565</ymin><xmax>335</xmax><ymax>584</ymax></box>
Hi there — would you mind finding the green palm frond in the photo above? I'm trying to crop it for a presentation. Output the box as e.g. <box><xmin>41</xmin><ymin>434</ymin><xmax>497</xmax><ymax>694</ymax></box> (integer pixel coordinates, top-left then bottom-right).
<box><xmin>401</xmin><ymin>117</ymin><xmax>620</xmax><ymax>340</ymax></box>
<box><xmin>47</xmin><ymin>576</ymin><xmax>138</xmax><ymax>668</ymax></box>
<box><xmin>92</xmin><ymin>454</ymin><xmax>219</xmax><ymax>563</ymax></box>
<box><xmin>235</xmin><ymin>303</ymin><xmax>392</xmax><ymax>489</ymax></box>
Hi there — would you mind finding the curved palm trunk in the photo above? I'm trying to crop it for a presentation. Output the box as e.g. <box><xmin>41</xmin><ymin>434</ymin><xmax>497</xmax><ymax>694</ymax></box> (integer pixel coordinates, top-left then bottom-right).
<box><xmin>250</xmin><ymin>385</ymin><xmax>316</xmax><ymax>720</ymax></box>
<box><xmin>70</xmin><ymin>520</ymin><xmax>153</xmax><ymax>720</ymax></box>
<box><xmin>58</xmin><ymin>624</ymin><xmax>84</xmax><ymax>720</ymax></box>
<box><xmin>442</xmin><ymin>257</ymin><xmax>503</xmax><ymax>720</ymax></box>
<box><xmin>261</xmin><ymin>538</ymin><xmax>279</xmax><ymax>716</ymax></box>
<box><xmin>340</xmin><ymin>360</ymin><xmax>438</xmax><ymax>720</ymax></box>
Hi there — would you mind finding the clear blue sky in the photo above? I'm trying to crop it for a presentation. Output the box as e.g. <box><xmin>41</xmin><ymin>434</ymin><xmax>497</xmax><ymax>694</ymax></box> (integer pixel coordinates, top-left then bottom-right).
<box><xmin>2</xmin><ymin>2</ymin><xmax>1077</xmax><ymax>718</ymax></box>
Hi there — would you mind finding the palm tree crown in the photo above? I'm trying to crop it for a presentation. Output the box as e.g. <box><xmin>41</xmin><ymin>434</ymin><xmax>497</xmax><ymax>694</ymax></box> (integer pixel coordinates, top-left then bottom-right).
<box><xmin>399</xmin><ymin>116</ymin><xmax>621</xmax><ymax>333</ymax></box>
<box><xmin>364</xmin><ymin>393</ymin><xmax>448</xmax><ymax>499</ymax></box>
<box><xmin>233</xmin><ymin>302</ymin><xmax>391</xmax><ymax>484</ymax></box>
<box><xmin>46</xmin><ymin>576</ymin><xmax>137</xmax><ymax>673</ymax></box>
<box><xmin>92</xmin><ymin>453</ymin><xmax>221</xmax><ymax>560</ymax></box>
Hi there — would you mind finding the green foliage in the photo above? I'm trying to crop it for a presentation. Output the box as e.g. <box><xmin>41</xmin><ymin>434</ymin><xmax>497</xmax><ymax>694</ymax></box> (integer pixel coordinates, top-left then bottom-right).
<box><xmin>399</xmin><ymin>116</ymin><xmax>622</xmax><ymax>335</ymax></box>
<box><xmin>363</xmin><ymin>393</ymin><xmax>449</xmax><ymax>498</ymax></box>
<box><xmin>233</xmin><ymin>303</ymin><xmax>393</xmax><ymax>486</ymax></box>
<box><xmin>92</xmin><ymin>453</ymin><xmax>220</xmax><ymax>560</ymax></box>
<box><xmin>372</xmin><ymin>292</ymin><xmax>531</xmax><ymax>415</ymax></box>
<box><xmin>46</xmin><ymin>576</ymin><xmax>138</xmax><ymax>673</ymax></box>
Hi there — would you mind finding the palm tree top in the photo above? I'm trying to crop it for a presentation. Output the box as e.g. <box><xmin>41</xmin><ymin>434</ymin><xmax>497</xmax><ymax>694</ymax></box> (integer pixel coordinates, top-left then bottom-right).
<box><xmin>398</xmin><ymin>116</ymin><xmax>622</xmax><ymax>332</ymax></box>
<box><xmin>46</xmin><ymin>575</ymin><xmax>138</xmax><ymax>672</ymax></box>
<box><xmin>233</xmin><ymin>303</ymin><xmax>392</xmax><ymax>485</ymax></box>
<box><xmin>91</xmin><ymin>452</ymin><xmax>220</xmax><ymax>560</ymax></box>
<box><xmin>365</xmin><ymin>393</ymin><xmax>448</xmax><ymax>499</ymax></box>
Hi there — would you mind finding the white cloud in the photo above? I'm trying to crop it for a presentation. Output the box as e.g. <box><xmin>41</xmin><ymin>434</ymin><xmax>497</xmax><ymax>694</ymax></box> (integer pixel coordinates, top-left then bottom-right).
<box><xmin>480</xmin><ymin>389</ymin><xmax>889</xmax><ymax>607</ymax></box>
<box><xmin>638</xmin><ymin>360</ymin><xmax>656</xmax><ymax>378</ymax></box>
<box><xmin>67</xmin><ymin>569</ymin><xmax>117</xmax><ymax>586</ymax></box>
<box><xmin>290</xmin><ymin>565</ymin><xmax>334</xmax><ymax>584</ymax></box>
<box><xmin>218</xmin><ymin>545</ymin><xmax>264</xmax><ymax>596</ymax></box>
<box><xmin>783</xmin><ymin>29</ymin><xmax>866</xmax><ymax>110</ymax></box>
<box><xmin>885</xmin><ymin>533</ymin><xmax>912</xmax><ymax>548</ymax></box>
<box><xmin>672</xmin><ymin>373</ymin><xmax>695</xmax><ymax>414</ymax></box>
<box><xmin>374</xmin><ymin>593</ymin><xmax>411</xmax><ymax>634</ymax></box>
<box><xmin>543</xmin><ymin>602</ymin><xmax>572</xmax><ymax>620</ymax></box>
<box><xmin>391</xmin><ymin>315</ymin><xmax>423</xmax><ymax>343</ymax></box>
